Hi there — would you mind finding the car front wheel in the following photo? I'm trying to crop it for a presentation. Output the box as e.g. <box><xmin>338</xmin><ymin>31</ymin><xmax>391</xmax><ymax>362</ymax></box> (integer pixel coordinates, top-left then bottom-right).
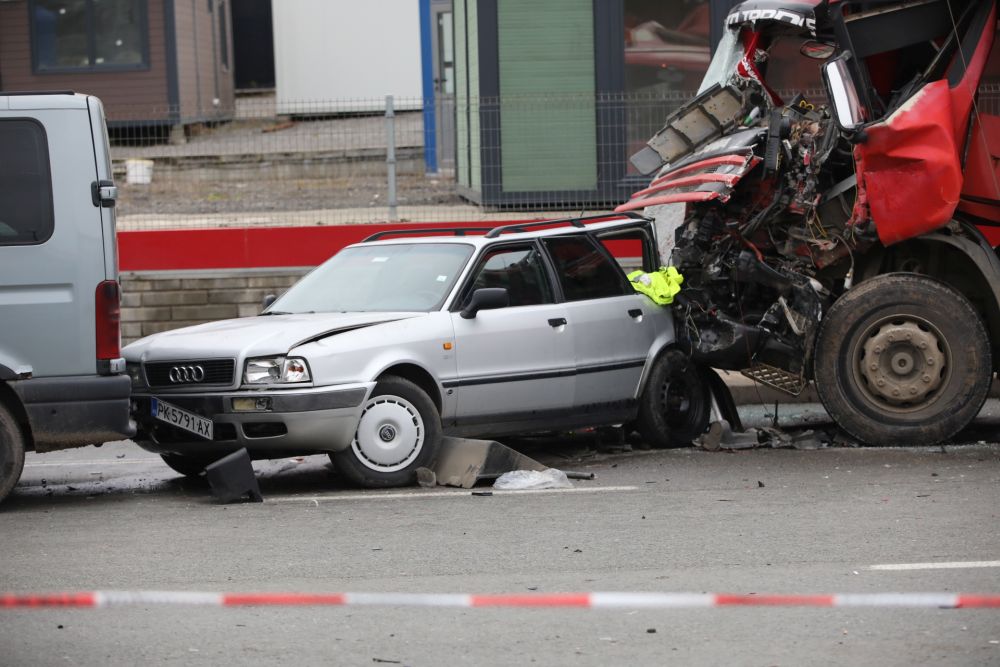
<box><xmin>332</xmin><ymin>375</ymin><xmax>442</xmax><ymax>488</ymax></box>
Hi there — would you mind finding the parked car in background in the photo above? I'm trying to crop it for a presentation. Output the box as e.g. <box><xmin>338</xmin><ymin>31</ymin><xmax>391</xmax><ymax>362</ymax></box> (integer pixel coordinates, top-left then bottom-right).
<box><xmin>123</xmin><ymin>214</ymin><xmax>710</xmax><ymax>488</ymax></box>
<box><xmin>0</xmin><ymin>92</ymin><xmax>134</xmax><ymax>504</ymax></box>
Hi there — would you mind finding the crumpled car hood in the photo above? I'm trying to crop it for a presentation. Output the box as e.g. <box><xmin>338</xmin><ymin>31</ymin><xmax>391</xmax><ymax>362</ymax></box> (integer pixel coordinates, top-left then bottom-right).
<box><xmin>123</xmin><ymin>312</ymin><xmax>422</xmax><ymax>361</ymax></box>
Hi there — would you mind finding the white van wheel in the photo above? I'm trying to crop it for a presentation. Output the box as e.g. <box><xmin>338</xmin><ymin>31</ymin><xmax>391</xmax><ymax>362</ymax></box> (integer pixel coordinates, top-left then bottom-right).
<box><xmin>0</xmin><ymin>401</ymin><xmax>26</xmax><ymax>504</ymax></box>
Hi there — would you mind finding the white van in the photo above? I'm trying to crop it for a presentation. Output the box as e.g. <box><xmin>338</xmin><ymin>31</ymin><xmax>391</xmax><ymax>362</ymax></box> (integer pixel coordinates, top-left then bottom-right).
<box><xmin>0</xmin><ymin>92</ymin><xmax>133</xmax><ymax>504</ymax></box>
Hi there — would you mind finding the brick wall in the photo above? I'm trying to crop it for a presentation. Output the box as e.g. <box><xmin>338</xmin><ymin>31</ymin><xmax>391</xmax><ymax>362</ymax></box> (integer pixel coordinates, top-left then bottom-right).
<box><xmin>120</xmin><ymin>270</ymin><xmax>310</xmax><ymax>345</ymax></box>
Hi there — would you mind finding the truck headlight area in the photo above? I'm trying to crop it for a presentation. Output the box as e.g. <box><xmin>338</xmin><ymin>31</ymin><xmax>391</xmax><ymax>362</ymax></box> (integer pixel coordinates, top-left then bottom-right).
<box><xmin>244</xmin><ymin>357</ymin><xmax>311</xmax><ymax>384</ymax></box>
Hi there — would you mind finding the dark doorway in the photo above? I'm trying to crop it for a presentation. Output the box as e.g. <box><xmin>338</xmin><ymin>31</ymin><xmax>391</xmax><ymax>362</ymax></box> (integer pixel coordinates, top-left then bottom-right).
<box><xmin>231</xmin><ymin>0</ymin><xmax>274</xmax><ymax>90</ymax></box>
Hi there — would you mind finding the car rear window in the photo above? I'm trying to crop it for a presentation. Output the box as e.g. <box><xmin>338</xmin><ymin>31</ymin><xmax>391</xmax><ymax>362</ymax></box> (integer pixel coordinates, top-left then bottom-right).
<box><xmin>0</xmin><ymin>119</ymin><xmax>54</xmax><ymax>246</ymax></box>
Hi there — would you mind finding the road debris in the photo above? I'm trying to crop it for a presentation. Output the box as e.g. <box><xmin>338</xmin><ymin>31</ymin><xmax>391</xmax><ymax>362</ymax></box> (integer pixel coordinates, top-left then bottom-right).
<box><xmin>494</xmin><ymin>469</ymin><xmax>573</xmax><ymax>491</ymax></box>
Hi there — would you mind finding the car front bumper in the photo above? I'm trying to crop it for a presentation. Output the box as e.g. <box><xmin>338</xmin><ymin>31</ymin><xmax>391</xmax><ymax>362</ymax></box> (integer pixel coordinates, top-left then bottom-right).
<box><xmin>130</xmin><ymin>382</ymin><xmax>375</xmax><ymax>458</ymax></box>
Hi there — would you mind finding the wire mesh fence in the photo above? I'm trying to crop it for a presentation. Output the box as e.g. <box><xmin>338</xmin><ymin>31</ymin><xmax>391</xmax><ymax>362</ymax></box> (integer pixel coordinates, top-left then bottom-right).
<box><xmin>107</xmin><ymin>85</ymin><xmax>1000</xmax><ymax>232</ymax></box>
<box><xmin>106</xmin><ymin>91</ymin><xmax>695</xmax><ymax>231</ymax></box>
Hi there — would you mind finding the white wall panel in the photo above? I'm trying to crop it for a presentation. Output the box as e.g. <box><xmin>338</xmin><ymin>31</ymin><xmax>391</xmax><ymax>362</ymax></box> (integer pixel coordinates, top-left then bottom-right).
<box><xmin>273</xmin><ymin>0</ymin><xmax>423</xmax><ymax>113</ymax></box>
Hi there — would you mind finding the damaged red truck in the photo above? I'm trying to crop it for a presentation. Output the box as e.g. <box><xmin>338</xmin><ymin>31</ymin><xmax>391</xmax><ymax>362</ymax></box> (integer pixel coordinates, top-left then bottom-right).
<box><xmin>620</xmin><ymin>0</ymin><xmax>1000</xmax><ymax>445</ymax></box>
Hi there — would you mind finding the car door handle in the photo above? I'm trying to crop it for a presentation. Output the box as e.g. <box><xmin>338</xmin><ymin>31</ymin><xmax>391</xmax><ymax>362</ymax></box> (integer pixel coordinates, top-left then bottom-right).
<box><xmin>548</xmin><ymin>317</ymin><xmax>567</xmax><ymax>327</ymax></box>
<box><xmin>628</xmin><ymin>309</ymin><xmax>643</xmax><ymax>319</ymax></box>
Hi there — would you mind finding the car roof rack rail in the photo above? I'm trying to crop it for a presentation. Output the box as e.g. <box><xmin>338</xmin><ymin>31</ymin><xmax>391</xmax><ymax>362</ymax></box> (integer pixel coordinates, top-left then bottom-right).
<box><xmin>363</xmin><ymin>226</ymin><xmax>495</xmax><ymax>242</ymax></box>
<box><xmin>0</xmin><ymin>90</ymin><xmax>76</xmax><ymax>96</ymax></box>
<box><xmin>483</xmin><ymin>211</ymin><xmax>649</xmax><ymax>238</ymax></box>
<box><xmin>361</xmin><ymin>212</ymin><xmax>650</xmax><ymax>243</ymax></box>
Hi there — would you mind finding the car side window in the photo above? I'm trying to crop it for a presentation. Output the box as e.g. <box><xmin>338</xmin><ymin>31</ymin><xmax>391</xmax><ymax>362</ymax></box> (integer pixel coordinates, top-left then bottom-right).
<box><xmin>0</xmin><ymin>119</ymin><xmax>54</xmax><ymax>246</ymax></box>
<box><xmin>543</xmin><ymin>236</ymin><xmax>630</xmax><ymax>301</ymax></box>
<box><xmin>462</xmin><ymin>244</ymin><xmax>554</xmax><ymax>308</ymax></box>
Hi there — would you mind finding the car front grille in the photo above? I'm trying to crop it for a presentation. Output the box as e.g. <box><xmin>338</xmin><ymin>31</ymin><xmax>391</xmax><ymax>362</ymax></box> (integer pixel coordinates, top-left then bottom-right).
<box><xmin>144</xmin><ymin>359</ymin><xmax>236</xmax><ymax>388</ymax></box>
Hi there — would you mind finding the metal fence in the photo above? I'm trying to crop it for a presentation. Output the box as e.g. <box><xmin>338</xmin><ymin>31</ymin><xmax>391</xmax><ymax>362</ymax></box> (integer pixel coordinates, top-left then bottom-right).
<box><xmin>106</xmin><ymin>91</ymin><xmax>695</xmax><ymax>231</ymax></box>
<box><xmin>107</xmin><ymin>86</ymin><xmax>1000</xmax><ymax>232</ymax></box>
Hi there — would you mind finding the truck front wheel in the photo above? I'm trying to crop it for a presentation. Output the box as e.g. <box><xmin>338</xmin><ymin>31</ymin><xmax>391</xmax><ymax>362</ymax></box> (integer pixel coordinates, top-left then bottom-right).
<box><xmin>0</xmin><ymin>400</ymin><xmax>26</xmax><ymax>504</ymax></box>
<box><xmin>815</xmin><ymin>274</ymin><xmax>991</xmax><ymax>446</ymax></box>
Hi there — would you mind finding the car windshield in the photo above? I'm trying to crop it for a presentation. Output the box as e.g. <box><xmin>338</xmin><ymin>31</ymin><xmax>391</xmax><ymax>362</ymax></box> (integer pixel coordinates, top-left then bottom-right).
<box><xmin>267</xmin><ymin>242</ymin><xmax>474</xmax><ymax>313</ymax></box>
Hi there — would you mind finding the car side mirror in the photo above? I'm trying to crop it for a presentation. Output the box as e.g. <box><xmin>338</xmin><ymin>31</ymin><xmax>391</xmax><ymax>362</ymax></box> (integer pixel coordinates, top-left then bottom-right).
<box><xmin>822</xmin><ymin>54</ymin><xmax>865</xmax><ymax>133</ymax></box>
<box><xmin>460</xmin><ymin>288</ymin><xmax>509</xmax><ymax>319</ymax></box>
<box><xmin>262</xmin><ymin>294</ymin><xmax>277</xmax><ymax>311</ymax></box>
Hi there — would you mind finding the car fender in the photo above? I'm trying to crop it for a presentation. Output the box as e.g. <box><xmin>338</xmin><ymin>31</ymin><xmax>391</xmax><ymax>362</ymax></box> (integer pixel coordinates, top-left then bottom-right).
<box><xmin>292</xmin><ymin>313</ymin><xmax>457</xmax><ymax>418</ymax></box>
<box><xmin>633</xmin><ymin>332</ymin><xmax>681</xmax><ymax>399</ymax></box>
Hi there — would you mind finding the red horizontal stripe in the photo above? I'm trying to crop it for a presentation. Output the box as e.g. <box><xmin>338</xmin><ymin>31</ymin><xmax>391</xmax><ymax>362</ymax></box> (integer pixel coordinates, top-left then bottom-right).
<box><xmin>956</xmin><ymin>595</ymin><xmax>1000</xmax><ymax>608</ymax></box>
<box><xmin>117</xmin><ymin>223</ymin><xmax>501</xmax><ymax>272</ymax></box>
<box><xmin>470</xmin><ymin>594</ymin><xmax>591</xmax><ymax>608</ymax></box>
<box><xmin>0</xmin><ymin>592</ymin><xmax>96</xmax><ymax>608</ymax></box>
<box><xmin>117</xmin><ymin>218</ymin><xmax>642</xmax><ymax>272</ymax></box>
<box><xmin>223</xmin><ymin>593</ymin><xmax>347</xmax><ymax>606</ymax></box>
<box><xmin>715</xmin><ymin>594</ymin><xmax>835</xmax><ymax>607</ymax></box>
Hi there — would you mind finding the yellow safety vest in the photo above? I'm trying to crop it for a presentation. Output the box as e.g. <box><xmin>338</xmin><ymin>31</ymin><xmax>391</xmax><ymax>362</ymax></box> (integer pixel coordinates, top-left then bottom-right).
<box><xmin>627</xmin><ymin>267</ymin><xmax>684</xmax><ymax>305</ymax></box>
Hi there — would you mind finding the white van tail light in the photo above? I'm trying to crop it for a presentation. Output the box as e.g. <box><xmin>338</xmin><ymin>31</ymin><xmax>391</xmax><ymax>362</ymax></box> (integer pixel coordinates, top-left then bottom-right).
<box><xmin>95</xmin><ymin>280</ymin><xmax>121</xmax><ymax>363</ymax></box>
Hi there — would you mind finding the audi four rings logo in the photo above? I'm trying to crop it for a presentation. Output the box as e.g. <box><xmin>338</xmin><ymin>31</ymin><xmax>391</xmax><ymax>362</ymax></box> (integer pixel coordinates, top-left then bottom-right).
<box><xmin>168</xmin><ymin>365</ymin><xmax>206</xmax><ymax>383</ymax></box>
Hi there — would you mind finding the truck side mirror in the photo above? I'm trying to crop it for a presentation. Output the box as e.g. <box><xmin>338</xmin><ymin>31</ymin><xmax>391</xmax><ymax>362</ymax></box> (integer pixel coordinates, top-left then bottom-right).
<box><xmin>262</xmin><ymin>294</ymin><xmax>277</xmax><ymax>311</ymax></box>
<box><xmin>460</xmin><ymin>288</ymin><xmax>509</xmax><ymax>319</ymax></box>
<box><xmin>823</xmin><ymin>54</ymin><xmax>865</xmax><ymax>132</ymax></box>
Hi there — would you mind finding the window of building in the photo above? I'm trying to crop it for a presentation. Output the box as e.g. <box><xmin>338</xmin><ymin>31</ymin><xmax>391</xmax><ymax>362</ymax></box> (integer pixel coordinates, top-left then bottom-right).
<box><xmin>31</xmin><ymin>0</ymin><xmax>148</xmax><ymax>72</ymax></box>
<box><xmin>0</xmin><ymin>120</ymin><xmax>55</xmax><ymax>246</ymax></box>
<box><xmin>543</xmin><ymin>237</ymin><xmax>629</xmax><ymax>302</ymax></box>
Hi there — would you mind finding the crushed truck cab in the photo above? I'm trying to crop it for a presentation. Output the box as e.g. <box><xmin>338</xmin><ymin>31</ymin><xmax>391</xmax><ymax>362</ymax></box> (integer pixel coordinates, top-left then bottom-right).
<box><xmin>622</xmin><ymin>0</ymin><xmax>1000</xmax><ymax>445</ymax></box>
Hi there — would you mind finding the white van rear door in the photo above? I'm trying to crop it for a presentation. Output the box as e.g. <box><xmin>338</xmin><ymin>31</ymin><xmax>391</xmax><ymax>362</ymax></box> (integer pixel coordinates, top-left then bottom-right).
<box><xmin>87</xmin><ymin>96</ymin><xmax>119</xmax><ymax>280</ymax></box>
<box><xmin>0</xmin><ymin>96</ymin><xmax>105</xmax><ymax>378</ymax></box>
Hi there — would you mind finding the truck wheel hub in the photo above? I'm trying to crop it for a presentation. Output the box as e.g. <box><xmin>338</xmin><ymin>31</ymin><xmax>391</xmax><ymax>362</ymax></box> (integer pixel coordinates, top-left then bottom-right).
<box><xmin>860</xmin><ymin>320</ymin><xmax>945</xmax><ymax>406</ymax></box>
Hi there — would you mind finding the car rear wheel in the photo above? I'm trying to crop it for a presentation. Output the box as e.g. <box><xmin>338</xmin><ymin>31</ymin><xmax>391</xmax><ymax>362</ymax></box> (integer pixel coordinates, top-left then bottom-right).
<box><xmin>637</xmin><ymin>349</ymin><xmax>711</xmax><ymax>447</ymax></box>
<box><xmin>814</xmin><ymin>273</ymin><xmax>991</xmax><ymax>446</ymax></box>
<box><xmin>160</xmin><ymin>452</ymin><xmax>217</xmax><ymax>478</ymax></box>
<box><xmin>332</xmin><ymin>375</ymin><xmax>442</xmax><ymax>488</ymax></box>
<box><xmin>0</xmin><ymin>401</ymin><xmax>26</xmax><ymax>504</ymax></box>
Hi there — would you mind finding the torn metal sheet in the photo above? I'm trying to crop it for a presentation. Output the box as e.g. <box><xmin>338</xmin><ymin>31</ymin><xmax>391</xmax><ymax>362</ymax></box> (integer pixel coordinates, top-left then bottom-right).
<box><xmin>432</xmin><ymin>437</ymin><xmax>547</xmax><ymax>489</ymax></box>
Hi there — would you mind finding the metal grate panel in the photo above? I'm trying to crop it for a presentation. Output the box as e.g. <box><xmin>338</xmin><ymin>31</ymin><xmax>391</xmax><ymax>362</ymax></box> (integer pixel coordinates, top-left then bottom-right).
<box><xmin>144</xmin><ymin>359</ymin><xmax>236</xmax><ymax>388</ymax></box>
<box><xmin>742</xmin><ymin>363</ymin><xmax>807</xmax><ymax>397</ymax></box>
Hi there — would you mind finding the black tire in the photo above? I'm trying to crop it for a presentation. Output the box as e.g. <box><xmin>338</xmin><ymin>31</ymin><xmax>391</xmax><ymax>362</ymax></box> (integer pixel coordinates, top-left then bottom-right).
<box><xmin>160</xmin><ymin>452</ymin><xmax>217</xmax><ymax>478</ymax></box>
<box><xmin>814</xmin><ymin>273</ymin><xmax>991</xmax><ymax>446</ymax></box>
<box><xmin>332</xmin><ymin>375</ymin><xmax>442</xmax><ymax>488</ymax></box>
<box><xmin>0</xmin><ymin>401</ymin><xmax>26</xmax><ymax>504</ymax></box>
<box><xmin>637</xmin><ymin>349</ymin><xmax>712</xmax><ymax>448</ymax></box>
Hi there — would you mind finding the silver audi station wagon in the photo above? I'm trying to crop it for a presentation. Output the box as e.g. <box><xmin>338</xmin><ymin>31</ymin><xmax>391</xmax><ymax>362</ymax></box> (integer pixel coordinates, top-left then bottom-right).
<box><xmin>124</xmin><ymin>214</ymin><xmax>710</xmax><ymax>487</ymax></box>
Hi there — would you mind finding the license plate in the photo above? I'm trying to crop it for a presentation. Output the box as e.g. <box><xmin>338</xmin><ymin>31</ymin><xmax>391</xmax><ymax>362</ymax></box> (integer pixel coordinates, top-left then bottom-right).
<box><xmin>151</xmin><ymin>398</ymin><xmax>214</xmax><ymax>440</ymax></box>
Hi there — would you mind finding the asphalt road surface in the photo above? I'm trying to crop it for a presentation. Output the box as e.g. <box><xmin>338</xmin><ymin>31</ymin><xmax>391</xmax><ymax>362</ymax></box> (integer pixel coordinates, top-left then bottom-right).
<box><xmin>2</xmin><ymin>437</ymin><xmax>999</xmax><ymax>666</ymax></box>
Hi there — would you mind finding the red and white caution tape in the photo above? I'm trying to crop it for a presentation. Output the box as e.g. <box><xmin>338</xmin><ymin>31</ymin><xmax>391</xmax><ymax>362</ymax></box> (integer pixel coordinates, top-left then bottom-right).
<box><xmin>2</xmin><ymin>591</ymin><xmax>1000</xmax><ymax>609</ymax></box>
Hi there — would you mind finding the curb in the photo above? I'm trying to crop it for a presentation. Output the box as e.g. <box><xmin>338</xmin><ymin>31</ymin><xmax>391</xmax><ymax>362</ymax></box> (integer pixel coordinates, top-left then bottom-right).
<box><xmin>723</xmin><ymin>373</ymin><xmax>1000</xmax><ymax>406</ymax></box>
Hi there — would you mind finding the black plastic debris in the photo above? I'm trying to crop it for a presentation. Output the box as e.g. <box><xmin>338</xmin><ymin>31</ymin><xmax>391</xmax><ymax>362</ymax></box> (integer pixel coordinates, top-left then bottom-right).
<box><xmin>205</xmin><ymin>449</ymin><xmax>263</xmax><ymax>503</ymax></box>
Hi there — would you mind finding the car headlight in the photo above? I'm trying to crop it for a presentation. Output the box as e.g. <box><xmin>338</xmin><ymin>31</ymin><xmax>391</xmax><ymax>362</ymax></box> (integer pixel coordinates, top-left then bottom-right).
<box><xmin>244</xmin><ymin>356</ymin><xmax>312</xmax><ymax>384</ymax></box>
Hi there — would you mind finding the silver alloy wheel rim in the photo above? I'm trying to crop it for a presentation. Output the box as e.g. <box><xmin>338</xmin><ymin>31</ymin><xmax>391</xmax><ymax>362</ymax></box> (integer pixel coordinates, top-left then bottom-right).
<box><xmin>351</xmin><ymin>394</ymin><xmax>424</xmax><ymax>472</ymax></box>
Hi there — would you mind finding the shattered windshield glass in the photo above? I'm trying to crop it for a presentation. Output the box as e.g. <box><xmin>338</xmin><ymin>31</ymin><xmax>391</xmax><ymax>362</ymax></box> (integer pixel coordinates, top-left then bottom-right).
<box><xmin>697</xmin><ymin>28</ymin><xmax>827</xmax><ymax>100</ymax></box>
<box><xmin>268</xmin><ymin>242</ymin><xmax>474</xmax><ymax>313</ymax></box>
<box><xmin>697</xmin><ymin>28</ymin><xmax>742</xmax><ymax>95</ymax></box>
